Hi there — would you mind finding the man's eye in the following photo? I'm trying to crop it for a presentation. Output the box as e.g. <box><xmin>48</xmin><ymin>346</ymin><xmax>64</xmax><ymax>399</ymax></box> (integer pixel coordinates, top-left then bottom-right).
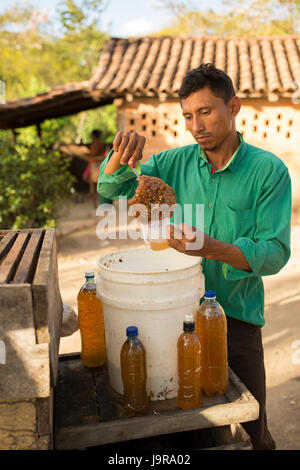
<box><xmin>202</xmin><ymin>110</ymin><xmax>210</xmax><ymax>115</ymax></box>
<box><xmin>185</xmin><ymin>116</ymin><xmax>192</xmax><ymax>120</ymax></box>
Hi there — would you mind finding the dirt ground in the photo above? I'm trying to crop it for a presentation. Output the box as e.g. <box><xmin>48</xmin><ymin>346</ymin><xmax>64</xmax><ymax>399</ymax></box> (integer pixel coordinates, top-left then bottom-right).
<box><xmin>56</xmin><ymin>197</ymin><xmax>300</xmax><ymax>450</ymax></box>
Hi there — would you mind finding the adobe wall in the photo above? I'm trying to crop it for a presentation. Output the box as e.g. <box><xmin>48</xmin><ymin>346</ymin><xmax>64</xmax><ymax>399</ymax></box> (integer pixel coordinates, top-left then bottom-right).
<box><xmin>116</xmin><ymin>97</ymin><xmax>300</xmax><ymax>212</ymax></box>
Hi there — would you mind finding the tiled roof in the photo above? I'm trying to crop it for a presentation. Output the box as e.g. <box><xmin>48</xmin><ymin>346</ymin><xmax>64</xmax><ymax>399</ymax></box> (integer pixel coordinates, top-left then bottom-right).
<box><xmin>0</xmin><ymin>35</ymin><xmax>299</xmax><ymax>129</ymax></box>
<box><xmin>91</xmin><ymin>36</ymin><xmax>300</xmax><ymax>97</ymax></box>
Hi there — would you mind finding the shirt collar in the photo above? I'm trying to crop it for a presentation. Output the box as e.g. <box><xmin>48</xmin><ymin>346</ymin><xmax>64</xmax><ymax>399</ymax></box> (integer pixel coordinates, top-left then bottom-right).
<box><xmin>198</xmin><ymin>131</ymin><xmax>247</xmax><ymax>173</ymax></box>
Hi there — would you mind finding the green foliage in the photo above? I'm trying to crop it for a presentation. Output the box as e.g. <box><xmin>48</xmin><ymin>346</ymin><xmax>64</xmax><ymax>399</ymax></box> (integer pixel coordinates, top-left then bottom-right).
<box><xmin>155</xmin><ymin>0</ymin><xmax>300</xmax><ymax>36</ymax></box>
<box><xmin>0</xmin><ymin>0</ymin><xmax>109</xmax><ymax>99</ymax></box>
<box><xmin>0</xmin><ymin>1</ymin><xmax>116</xmax><ymax>229</ymax></box>
<box><xmin>0</xmin><ymin>140</ymin><xmax>75</xmax><ymax>229</ymax></box>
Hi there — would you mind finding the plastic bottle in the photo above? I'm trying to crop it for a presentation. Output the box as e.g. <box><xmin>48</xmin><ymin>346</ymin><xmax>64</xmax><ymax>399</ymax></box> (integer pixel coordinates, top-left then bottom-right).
<box><xmin>195</xmin><ymin>290</ymin><xmax>228</xmax><ymax>396</ymax></box>
<box><xmin>120</xmin><ymin>326</ymin><xmax>149</xmax><ymax>416</ymax></box>
<box><xmin>77</xmin><ymin>270</ymin><xmax>107</xmax><ymax>367</ymax></box>
<box><xmin>177</xmin><ymin>313</ymin><xmax>202</xmax><ymax>410</ymax></box>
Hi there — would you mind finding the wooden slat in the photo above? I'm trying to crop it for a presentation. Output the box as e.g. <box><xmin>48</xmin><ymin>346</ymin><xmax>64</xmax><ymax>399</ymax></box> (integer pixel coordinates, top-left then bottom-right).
<box><xmin>0</xmin><ymin>231</ymin><xmax>18</xmax><ymax>263</ymax></box>
<box><xmin>32</xmin><ymin>229</ymin><xmax>63</xmax><ymax>386</ymax></box>
<box><xmin>0</xmin><ymin>232</ymin><xmax>30</xmax><ymax>283</ymax></box>
<box><xmin>13</xmin><ymin>230</ymin><xmax>44</xmax><ymax>284</ymax></box>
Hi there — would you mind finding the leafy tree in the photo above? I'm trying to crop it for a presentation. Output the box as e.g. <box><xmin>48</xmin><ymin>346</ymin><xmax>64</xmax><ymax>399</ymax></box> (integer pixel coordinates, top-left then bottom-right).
<box><xmin>0</xmin><ymin>0</ymin><xmax>109</xmax><ymax>99</ymax></box>
<box><xmin>155</xmin><ymin>0</ymin><xmax>300</xmax><ymax>36</ymax></box>
<box><xmin>0</xmin><ymin>140</ymin><xmax>75</xmax><ymax>229</ymax></box>
<box><xmin>0</xmin><ymin>0</ymin><xmax>116</xmax><ymax>229</ymax></box>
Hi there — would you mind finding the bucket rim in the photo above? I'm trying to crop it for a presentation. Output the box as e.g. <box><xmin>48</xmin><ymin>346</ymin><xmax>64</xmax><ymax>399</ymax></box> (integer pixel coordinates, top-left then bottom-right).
<box><xmin>97</xmin><ymin>247</ymin><xmax>201</xmax><ymax>275</ymax></box>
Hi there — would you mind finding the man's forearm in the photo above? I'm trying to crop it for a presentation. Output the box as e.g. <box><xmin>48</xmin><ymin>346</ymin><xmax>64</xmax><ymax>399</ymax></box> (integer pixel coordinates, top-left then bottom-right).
<box><xmin>206</xmin><ymin>238</ymin><xmax>252</xmax><ymax>272</ymax></box>
<box><xmin>103</xmin><ymin>151</ymin><xmax>122</xmax><ymax>174</ymax></box>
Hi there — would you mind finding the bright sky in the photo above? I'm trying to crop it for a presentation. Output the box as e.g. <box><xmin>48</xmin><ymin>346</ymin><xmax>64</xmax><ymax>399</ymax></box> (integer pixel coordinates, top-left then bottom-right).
<box><xmin>0</xmin><ymin>0</ymin><xmax>223</xmax><ymax>37</ymax></box>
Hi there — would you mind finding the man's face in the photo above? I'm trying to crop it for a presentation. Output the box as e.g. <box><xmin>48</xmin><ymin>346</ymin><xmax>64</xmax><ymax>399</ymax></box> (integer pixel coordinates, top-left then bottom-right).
<box><xmin>181</xmin><ymin>86</ymin><xmax>240</xmax><ymax>151</ymax></box>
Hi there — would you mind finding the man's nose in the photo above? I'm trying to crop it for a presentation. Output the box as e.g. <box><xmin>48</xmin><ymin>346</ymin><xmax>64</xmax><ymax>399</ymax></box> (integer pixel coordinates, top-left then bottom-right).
<box><xmin>192</xmin><ymin>116</ymin><xmax>205</xmax><ymax>133</ymax></box>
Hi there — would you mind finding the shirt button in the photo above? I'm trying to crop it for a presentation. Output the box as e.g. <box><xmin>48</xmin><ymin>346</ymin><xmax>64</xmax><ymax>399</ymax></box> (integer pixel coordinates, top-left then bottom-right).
<box><xmin>204</xmin><ymin>224</ymin><xmax>208</xmax><ymax>229</ymax></box>
<box><xmin>208</xmin><ymin>202</ymin><xmax>212</xmax><ymax>207</ymax></box>
<box><xmin>212</xmin><ymin>179</ymin><xmax>216</xmax><ymax>182</ymax></box>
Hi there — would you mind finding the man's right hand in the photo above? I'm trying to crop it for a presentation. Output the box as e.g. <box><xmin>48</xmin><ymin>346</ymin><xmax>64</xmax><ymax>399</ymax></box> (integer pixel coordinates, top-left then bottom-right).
<box><xmin>113</xmin><ymin>131</ymin><xmax>146</xmax><ymax>168</ymax></box>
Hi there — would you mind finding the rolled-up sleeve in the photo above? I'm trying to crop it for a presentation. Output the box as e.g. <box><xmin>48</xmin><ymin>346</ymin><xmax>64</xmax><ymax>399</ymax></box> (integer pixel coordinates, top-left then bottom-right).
<box><xmin>97</xmin><ymin>150</ymin><xmax>160</xmax><ymax>199</ymax></box>
<box><xmin>222</xmin><ymin>166</ymin><xmax>291</xmax><ymax>281</ymax></box>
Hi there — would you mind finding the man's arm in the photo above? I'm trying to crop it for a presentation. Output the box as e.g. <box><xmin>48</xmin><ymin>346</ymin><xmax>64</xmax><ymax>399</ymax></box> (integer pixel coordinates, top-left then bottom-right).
<box><xmin>167</xmin><ymin>224</ymin><xmax>252</xmax><ymax>271</ymax></box>
<box><xmin>168</xmin><ymin>165</ymin><xmax>291</xmax><ymax>278</ymax></box>
<box><xmin>97</xmin><ymin>131</ymin><xmax>159</xmax><ymax>200</ymax></box>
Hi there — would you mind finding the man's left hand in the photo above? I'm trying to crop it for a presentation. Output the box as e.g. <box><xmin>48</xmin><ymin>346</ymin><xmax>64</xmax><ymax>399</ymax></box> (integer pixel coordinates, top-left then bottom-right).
<box><xmin>167</xmin><ymin>223</ymin><xmax>214</xmax><ymax>257</ymax></box>
<box><xmin>167</xmin><ymin>222</ymin><xmax>252</xmax><ymax>272</ymax></box>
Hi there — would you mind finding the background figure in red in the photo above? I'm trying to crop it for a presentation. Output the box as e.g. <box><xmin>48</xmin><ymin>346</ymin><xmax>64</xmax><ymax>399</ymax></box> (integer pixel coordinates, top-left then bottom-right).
<box><xmin>83</xmin><ymin>130</ymin><xmax>112</xmax><ymax>207</ymax></box>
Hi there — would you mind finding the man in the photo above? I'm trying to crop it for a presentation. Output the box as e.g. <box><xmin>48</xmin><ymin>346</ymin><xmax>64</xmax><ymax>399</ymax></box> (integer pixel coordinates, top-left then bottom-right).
<box><xmin>97</xmin><ymin>64</ymin><xmax>291</xmax><ymax>450</ymax></box>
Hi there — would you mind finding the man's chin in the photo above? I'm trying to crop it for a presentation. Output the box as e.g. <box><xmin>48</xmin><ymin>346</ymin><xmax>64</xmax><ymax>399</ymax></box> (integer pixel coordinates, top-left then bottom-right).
<box><xmin>197</xmin><ymin>142</ymin><xmax>217</xmax><ymax>151</ymax></box>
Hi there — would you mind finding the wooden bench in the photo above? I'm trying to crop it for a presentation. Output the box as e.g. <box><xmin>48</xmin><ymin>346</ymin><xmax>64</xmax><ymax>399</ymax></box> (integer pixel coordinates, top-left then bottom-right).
<box><xmin>0</xmin><ymin>229</ymin><xmax>62</xmax><ymax>450</ymax></box>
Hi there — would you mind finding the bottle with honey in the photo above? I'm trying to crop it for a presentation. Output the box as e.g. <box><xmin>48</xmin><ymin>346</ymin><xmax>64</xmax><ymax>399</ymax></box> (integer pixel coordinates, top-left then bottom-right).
<box><xmin>177</xmin><ymin>313</ymin><xmax>202</xmax><ymax>410</ymax></box>
<box><xmin>120</xmin><ymin>326</ymin><xmax>149</xmax><ymax>416</ymax></box>
<box><xmin>77</xmin><ymin>270</ymin><xmax>107</xmax><ymax>367</ymax></box>
<box><xmin>195</xmin><ymin>290</ymin><xmax>228</xmax><ymax>396</ymax></box>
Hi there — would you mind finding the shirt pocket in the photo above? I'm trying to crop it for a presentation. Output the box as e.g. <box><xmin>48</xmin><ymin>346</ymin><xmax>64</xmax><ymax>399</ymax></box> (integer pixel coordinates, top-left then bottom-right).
<box><xmin>225</xmin><ymin>205</ymin><xmax>257</xmax><ymax>240</ymax></box>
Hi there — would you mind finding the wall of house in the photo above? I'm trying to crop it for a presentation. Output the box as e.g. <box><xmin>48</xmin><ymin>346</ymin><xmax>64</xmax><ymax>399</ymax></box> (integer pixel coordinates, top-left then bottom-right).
<box><xmin>116</xmin><ymin>97</ymin><xmax>300</xmax><ymax>211</ymax></box>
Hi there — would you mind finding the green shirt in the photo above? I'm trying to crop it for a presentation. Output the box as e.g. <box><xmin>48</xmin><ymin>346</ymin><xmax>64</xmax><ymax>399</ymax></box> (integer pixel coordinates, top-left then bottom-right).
<box><xmin>97</xmin><ymin>132</ymin><xmax>291</xmax><ymax>326</ymax></box>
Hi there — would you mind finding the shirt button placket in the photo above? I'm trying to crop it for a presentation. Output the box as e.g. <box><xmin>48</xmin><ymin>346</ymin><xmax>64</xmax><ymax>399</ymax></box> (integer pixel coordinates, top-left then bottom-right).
<box><xmin>207</xmin><ymin>174</ymin><xmax>220</xmax><ymax>232</ymax></box>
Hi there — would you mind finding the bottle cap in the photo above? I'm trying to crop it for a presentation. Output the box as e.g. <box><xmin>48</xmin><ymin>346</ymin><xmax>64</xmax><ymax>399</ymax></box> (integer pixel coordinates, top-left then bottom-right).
<box><xmin>204</xmin><ymin>290</ymin><xmax>216</xmax><ymax>299</ymax></box>
<box><xmin>183</xmin><ymin>314</ymin><xmax>195</xmax><ymax>332</ymax></box>
<box><xmin>126</xmin><ymin>326</ymin><xmax>138</xmax><ymax>337</ymax></box>
<box><xmin>184</xmin><ymin>313</ymin><xmax>194</xmax><ymax>323</ymax></box>
<box><xmin>85</xmin><ymin>270</ymin><xmax>95</xmax><ymax>278</ymax></box>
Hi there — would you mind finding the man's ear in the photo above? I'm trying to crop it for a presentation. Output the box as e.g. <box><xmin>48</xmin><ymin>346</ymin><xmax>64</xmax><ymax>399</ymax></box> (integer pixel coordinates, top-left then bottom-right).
<box><xmin>230</xmin><ymin>96</ymin><xmax>241</xmax><ymax>117</ymax></box>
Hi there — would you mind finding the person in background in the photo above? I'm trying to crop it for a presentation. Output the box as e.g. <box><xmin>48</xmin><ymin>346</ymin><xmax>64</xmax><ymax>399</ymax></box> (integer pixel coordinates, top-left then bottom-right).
<box><xmin>82</xmin><ymin>130</ymin><xmax>112</xmax><ymax>207</ymax></box>
<box><xmin>97</xmin><ymin>64</ymin><xmax>292</xmax><ymax>450</ymax></box>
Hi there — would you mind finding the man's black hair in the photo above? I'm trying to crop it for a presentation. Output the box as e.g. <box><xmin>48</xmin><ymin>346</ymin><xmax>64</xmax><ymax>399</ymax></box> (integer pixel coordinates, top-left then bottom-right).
<box><xmin>179</xmin><ymin>63</ymin><xmax>235</xmax><ymax>103</ymax></box>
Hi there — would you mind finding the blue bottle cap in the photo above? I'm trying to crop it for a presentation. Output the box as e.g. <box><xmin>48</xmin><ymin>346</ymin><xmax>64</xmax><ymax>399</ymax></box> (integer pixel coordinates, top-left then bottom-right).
<box><xmin>204</xmin><ymin>290</ymin><xmax>216</xmax><ymax>299</ymax></box>
<box><xmin>126</xmin><ymin>326</ymin><xmax>138</xmax><ymax>337</ymax></box>
<box><xmin>85</xmin><ymin>270</ymin><xmax>95</xmax><ymax>278</ymax></box>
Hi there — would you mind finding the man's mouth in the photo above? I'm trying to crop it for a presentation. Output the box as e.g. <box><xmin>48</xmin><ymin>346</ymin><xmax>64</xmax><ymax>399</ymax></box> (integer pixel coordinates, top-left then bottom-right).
<box><xmin>195</xmin><ymin>135</ymin><xmax>210</xmax><ymax>142</ymax></box>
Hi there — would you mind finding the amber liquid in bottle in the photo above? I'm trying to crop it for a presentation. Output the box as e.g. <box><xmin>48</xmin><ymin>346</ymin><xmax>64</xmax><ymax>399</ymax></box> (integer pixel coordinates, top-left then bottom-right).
<box><xmin>77</xmin><ymin>271</ymin><xmax>106</xmax><ymax>367</ymax></box>
<box><xmin>121</xmin><ymin>326</ymin><xmax>149</xmax><ymax>416</ymax></box>
<box><xmin>195</xmin><ymin>291</ymin><xmax>228</xmax><ymax>396</ymax></box>
<box><xmin>177</xmin><ymin>314</ymin><xmax>202</xmax><ymax>410</ymax></box>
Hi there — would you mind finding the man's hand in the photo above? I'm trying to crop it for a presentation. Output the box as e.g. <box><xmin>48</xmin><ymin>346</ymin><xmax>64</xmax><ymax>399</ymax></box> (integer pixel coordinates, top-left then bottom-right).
<box><xmin>167</xmin><ymin>223</ymin><xmax>252</xmax><ymax>272</ymax></box>
<box><xmin>167</xmin><ymin>223</ymin><xmax>209</xmax><ymax>256</ymax></box>
<box><xmin>113</xmin><ymin>131</ymin><xmax>146</xmax><ymax>167</ymax></box>
<box><xmin>103</xmin><ymin>131</ymin><xmax>146</xmax><ymax>175</ymax></box>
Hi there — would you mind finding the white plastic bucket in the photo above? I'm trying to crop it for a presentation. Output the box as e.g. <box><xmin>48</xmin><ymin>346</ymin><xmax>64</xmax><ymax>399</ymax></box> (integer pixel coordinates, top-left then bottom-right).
<box><xmin>97</xmin><ymin>247</ymin><xmax>204</xmax><ymax>401</ymax></box>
